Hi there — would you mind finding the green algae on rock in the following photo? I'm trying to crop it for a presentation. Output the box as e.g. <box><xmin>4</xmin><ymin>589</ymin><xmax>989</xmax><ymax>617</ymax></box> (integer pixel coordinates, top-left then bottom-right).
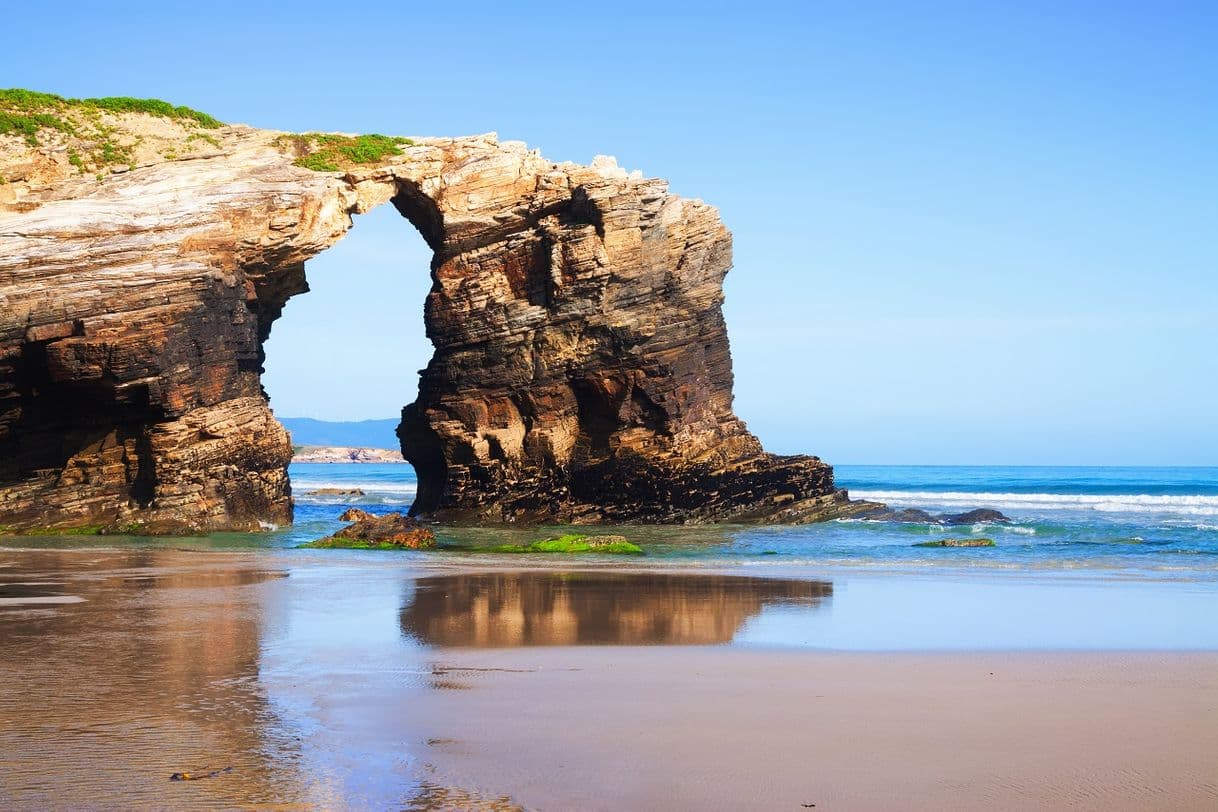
<box><xmin>488</xmin><ymin>534</ymin><xmax>643</xmax><ymax>555</ymax></box>
<box><xmin>302</xmin><ymin>508</ymin><xmax>436</xmax><ymax>550</ymax></box>
<box><xmin>301</xmin><ymin>536</ymin><xmax>434</xmax><ymax>551</ymax></box>
<box><xmin>913</xmin><ymin>538</ymin><xmax>996</xmax><ymax>548</ymax></box>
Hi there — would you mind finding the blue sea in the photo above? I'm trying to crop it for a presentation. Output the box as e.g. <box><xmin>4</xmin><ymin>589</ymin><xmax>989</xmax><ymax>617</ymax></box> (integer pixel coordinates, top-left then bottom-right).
<box><xmin>278</xmin><ymin>463</ymin><xmax>1218</xmax><ymax>577</ymax></box>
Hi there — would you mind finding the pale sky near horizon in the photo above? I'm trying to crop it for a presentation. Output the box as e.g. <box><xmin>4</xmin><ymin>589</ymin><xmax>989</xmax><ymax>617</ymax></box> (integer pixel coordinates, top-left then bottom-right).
<box><xmin>4</xmin><ymin>1</ymin><xmax>1215</xmax><ymax>465</ymax></box>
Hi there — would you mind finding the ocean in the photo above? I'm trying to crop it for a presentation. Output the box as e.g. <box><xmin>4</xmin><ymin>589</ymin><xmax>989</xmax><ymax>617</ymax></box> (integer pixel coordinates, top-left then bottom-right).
<box><xmin>6</xmin><ymin>463</ymin><xmax>1216</xmax><ymax>577</ymax></box>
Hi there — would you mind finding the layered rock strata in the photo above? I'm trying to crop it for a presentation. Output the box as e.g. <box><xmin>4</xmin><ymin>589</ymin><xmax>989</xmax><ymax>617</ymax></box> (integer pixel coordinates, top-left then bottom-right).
<box><xmin>1</xmin><ymin>111</ymin><xmax>863</xmax><ymax>532</ymax></box>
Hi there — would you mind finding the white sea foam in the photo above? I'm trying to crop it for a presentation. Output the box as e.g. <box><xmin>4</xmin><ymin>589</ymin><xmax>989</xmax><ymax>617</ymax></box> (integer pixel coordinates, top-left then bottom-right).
<box><xmin>849</xmin><ymin>490</ymin><xmax>1218</xmax><ymax>517</ymax></box>
<box><xmin>296</xmin><ymin>482</ymin><xmax>418</xmax><ymax>495</ymax></box>
<box><xmin>294</xmin><ymin>480</ymin><xmax>418</xmax><ymax>506</ymax></box>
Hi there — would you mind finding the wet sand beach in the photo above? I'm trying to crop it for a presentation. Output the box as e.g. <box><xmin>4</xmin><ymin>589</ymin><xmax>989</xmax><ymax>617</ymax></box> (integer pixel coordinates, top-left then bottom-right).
<box><xmin>1</xmin><ymin>549</ymin><xmax>1215</xmax><ymax>810</ymax></box>
<box><xmin>411</xmin><ymin>648</ymin><xmax>1218</xmax><ymax>810</ymax></box>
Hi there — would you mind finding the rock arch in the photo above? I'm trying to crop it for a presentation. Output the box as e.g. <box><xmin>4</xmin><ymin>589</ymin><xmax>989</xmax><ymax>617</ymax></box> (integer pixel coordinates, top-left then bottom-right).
<box><xmin>0</xmin><ymin>128</ymin><xmax>859</xmax><ymax>532</ymax></box>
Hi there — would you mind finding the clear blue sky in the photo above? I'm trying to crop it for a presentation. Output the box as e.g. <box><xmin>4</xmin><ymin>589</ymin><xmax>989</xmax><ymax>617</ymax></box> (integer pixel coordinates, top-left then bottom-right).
<box><xmin>4</xmin><ymin>1</ymin><xmax>1215</xmax><ymax>464</ymax></box>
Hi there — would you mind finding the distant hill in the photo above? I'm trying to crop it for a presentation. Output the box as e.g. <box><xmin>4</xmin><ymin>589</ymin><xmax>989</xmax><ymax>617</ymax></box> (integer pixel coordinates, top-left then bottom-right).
<box><xmin>279</xmin><ymin>418</ymin><xmax>400</xmax><ymax>450</ymax></box>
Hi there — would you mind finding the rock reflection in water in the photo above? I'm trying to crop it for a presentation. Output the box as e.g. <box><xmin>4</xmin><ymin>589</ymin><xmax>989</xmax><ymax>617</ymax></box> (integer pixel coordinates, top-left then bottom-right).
<box><xmin>400</xmin><ymin>572</ymin><xmax>832</xmax><ymax>647</ymax></box>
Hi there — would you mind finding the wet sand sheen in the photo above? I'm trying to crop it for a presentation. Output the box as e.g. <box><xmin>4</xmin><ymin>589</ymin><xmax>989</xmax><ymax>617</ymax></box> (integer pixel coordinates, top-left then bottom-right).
<box><xmin>1</xmin><ymin>549</ymin><xmax>1216</xmax><ymax>809</ymax></box>
<box><xmin>407</xmin><ymin>648</ymin><xmax>1218</xmax><ymax>810</ymax></box>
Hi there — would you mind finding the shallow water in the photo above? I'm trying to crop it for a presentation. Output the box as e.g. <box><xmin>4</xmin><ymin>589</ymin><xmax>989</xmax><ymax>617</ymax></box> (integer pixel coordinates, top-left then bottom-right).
<box><xmin>5</xmin><ymin>464</ymin><xmax>1217</xmax><ymax>584</ymax></box>
<box><xmin>17</xmin><ymin>463</ymin><xmax>1212</xmax><ymax>575</ymax></box>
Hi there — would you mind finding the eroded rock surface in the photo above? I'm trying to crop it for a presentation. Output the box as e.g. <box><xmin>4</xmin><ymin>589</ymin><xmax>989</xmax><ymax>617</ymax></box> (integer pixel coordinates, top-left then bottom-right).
<box><xmin>303</xmin><ymin>508</ymin><xmax>436</xmax><ymax>550</ymax></box>
<box><xmin>1</xmin><ymin>110</ymin><xmax>864</xmax><ymax>532</ymax></box>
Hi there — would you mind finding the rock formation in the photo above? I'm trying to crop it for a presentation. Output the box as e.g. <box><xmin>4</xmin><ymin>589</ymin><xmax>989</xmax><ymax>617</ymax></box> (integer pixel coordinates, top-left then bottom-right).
<box><xmin>0</xmin><ymin>94</ymin><xmax>868</xmax><ymax>532</ymax></box>
<box><xmin>303</xmin><ymin>508</ymin><xmax>436</xmax><ymax>550</ymax></box>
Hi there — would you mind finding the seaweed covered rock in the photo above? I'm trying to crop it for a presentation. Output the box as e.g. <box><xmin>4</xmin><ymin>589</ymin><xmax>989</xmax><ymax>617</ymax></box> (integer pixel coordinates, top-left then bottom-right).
<box><xmin>489</xmin><ymin>533</ymin><xmax>643</xmax><ymax>555</ymax></box>
<box><xmin>303</xmin><ymin>509</ymin><xmax>436</xmax><ymax>550</ymax></box>
<box><xmin>913</xmin><ymin>538</ymin><xmax>996</xmax><ymax>548</ymax></box>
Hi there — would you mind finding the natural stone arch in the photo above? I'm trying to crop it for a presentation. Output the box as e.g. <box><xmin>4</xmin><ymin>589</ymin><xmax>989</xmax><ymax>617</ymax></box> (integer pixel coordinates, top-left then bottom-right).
<box><xmin>0</xmin><ymin>127</ymin><xmax>861</xmax><ymax>533</ymax></box>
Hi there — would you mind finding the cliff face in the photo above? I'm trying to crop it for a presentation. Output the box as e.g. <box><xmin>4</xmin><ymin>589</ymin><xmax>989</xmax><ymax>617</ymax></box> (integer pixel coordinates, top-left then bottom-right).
<box><xmin>0</xmin><ymin>104</ymin><xmax>861</xmax><ymax>532</ymax></box>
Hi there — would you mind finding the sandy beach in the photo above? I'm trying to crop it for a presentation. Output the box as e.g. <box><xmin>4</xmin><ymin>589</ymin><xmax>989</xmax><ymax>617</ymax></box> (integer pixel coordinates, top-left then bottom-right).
<box><xmin>1</xmin><ymin>549</ymin><xmax>1216</xmax><ymax>810</ymax></box>
<box><xmin>409</xmin><ymin>648</ymin><xmax>1218</xmax><ymax>810</ymax></box>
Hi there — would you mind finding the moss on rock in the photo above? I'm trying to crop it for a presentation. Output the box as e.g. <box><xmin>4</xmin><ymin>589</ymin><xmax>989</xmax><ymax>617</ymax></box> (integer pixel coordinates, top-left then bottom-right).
<box><xmin>489</xmin><ymin>534</ymin><xmax>643</xmax><ymax>555</ymax></box>
<box><xmin>913</xmin><ymin>538</ymin><xmax>996</xmax><ymax>548</ymax></box>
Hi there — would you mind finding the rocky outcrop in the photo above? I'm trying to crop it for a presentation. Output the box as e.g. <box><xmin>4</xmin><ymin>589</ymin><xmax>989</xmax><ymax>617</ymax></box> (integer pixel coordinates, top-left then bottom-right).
<box><xmin>303</xmin><ymin>508</ymin><xmax>436</xmax><ymax>549</ymax></box>
<box><xmin>858</xmin><ymin>506</ymin><xmax>1012</xmax><ymax>525</ymax></box>
<box><xmin>1</xmin><ymin>98</ymin><xmax>863</xmax><ymax>532</ymax></box>
<box><xmin>913</xmin><ymin>538</ymin><xmax>996</xmax><ymax>548</ymax></box>
<box><xmin>942</xmin><ymin>508</ymin><xmax>1011</xmax><ymax>525</ymax></box>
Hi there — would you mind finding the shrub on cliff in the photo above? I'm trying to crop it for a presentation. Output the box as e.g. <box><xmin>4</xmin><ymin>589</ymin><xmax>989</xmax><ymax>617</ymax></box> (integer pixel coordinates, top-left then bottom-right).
<box><xmin>278</xmin><ymin>132</ymin><xmax>415</xmax><ymax>172</ymax></box>
<box><xmin>0</xmin><ymin>88</ymin><xmax>221</xmax><ymax>147</ymax></box>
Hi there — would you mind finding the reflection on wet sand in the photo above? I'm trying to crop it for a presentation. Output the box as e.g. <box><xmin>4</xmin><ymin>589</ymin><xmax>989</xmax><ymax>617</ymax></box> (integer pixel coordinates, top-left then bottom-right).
<box><xmin>400</xmin><ymin>572</ymin><xmax>832</xmax><ymax>647</ymax></box>
<box><xmin>0</xmin><ymin>551</ymin><xmax>294</xmax><ymax>808</ymax></box>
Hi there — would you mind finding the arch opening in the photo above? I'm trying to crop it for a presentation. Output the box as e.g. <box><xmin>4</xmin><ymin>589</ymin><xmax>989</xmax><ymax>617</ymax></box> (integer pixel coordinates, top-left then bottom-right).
<box><xmin>261</xmin><ymin>191</ymin><xmax>440</xmax><ymax>518</ymax></box>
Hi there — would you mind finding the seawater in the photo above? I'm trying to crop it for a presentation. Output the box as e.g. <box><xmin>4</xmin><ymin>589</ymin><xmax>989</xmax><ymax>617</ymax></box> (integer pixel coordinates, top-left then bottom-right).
<box><xmin>6</xmin><ymin>463</ymin><xmax>1218</xmax><ymax>578</ymax></box>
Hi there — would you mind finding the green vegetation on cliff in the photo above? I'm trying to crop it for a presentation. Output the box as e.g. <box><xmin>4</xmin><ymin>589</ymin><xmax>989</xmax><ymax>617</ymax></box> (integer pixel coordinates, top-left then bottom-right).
<box><xmin>0</xmin><ymin>89</ymin><xmax>220</xmax><ymax>146</ymax></box>
<box><xmin>0</xmin><ymin>88</ymin><xmax>224</xmax><ymax>176</ymax></box>
<box><xmin>278</xmin><ymin>132</ymin><xmax>415</xmax><ymax>172</ymax></box>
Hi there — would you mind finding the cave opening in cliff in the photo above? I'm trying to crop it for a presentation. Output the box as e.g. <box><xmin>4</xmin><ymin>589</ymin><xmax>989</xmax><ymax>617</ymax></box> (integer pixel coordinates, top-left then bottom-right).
<box><xmin>260</xmin><ymin>198</ymin><xmax>436</xmax><ymax>494</ymax></box>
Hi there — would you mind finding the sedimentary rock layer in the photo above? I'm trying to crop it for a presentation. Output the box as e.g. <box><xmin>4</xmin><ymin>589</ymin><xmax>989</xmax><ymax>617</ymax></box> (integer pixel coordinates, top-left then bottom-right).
<box><xmin>0</xmin><ymin>111</ymin><xmax>862</xmax><ymax>532</ymax></box>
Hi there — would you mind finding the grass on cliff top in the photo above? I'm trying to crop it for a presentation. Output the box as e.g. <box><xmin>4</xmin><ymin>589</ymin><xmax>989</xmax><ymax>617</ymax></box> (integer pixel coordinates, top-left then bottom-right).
<box><xmin>0</xmin><ymin>88</ymin><xmax>221</xmax><ymax>147</ymax></box>
<box><xmin>488</xmin><ymin>534</ymin><xmax>644</xmax><ymax>555</ymax></box>
<box><xmin>278</xmin><ymin>132</ymin><xmax>415</xmax><ymax>172</ymax></box>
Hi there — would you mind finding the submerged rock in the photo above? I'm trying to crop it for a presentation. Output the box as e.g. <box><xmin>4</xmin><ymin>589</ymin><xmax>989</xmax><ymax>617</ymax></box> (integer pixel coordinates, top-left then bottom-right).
<box><xmin>302</xmin><ymin>509</ymin><xmax>436</xmax><ymax>550</ymax></box>
<box><xmin>941</xmin><ymin>509</ymin><xmax>1011</xmax><ymax>525</ymax></box>
<box><xmin>858</xmin><ymin>506</ymin><xmax>1013</xmax><ymax>526</ymax></box>
<box><xmin>309</xmin><ymin>487</ymin><xmax>366</xmax><ymax>496</ymax></box>
<box><xmin>913</xmin><ymin>538</ymin><xmax>996</xmax><ymax>548</ymax></box>
<box><xmin>858</xmin><ymin>507</ymin><xmax>940</xmax><ymax>523</ymax></box>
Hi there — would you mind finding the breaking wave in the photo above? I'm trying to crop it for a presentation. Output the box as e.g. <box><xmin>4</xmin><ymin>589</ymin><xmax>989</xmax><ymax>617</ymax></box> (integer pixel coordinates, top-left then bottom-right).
<box><xmin>850</xmin><ymin>490</ymin><xmax>1218</xmax><ymax>518</ymax></box>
